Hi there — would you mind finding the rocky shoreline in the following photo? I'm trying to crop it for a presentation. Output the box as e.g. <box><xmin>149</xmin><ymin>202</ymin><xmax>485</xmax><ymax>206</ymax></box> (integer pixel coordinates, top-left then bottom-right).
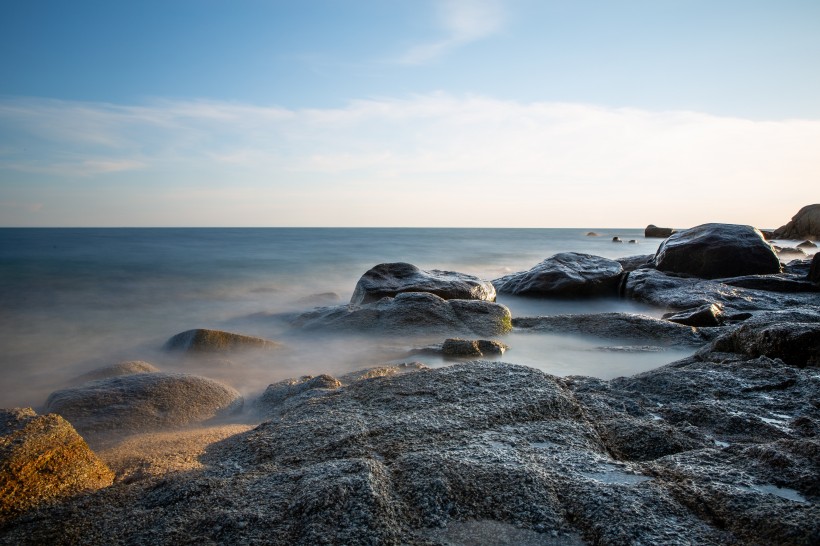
<box><xmin>2</xmin><ymin>214</ymin><xmax>819</xmax><ymax>545</ymax></box>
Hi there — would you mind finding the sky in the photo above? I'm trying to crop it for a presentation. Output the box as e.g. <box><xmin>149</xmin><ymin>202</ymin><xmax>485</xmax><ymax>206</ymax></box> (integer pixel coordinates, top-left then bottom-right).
<box><xmin>1</xmin><ymin>0</ymin><xmax>819</xmax><ymax>228</ymax></box>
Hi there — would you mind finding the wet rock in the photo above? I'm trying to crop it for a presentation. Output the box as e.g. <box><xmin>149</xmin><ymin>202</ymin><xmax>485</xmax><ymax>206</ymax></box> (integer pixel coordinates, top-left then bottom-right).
<box><xmin>663</xmin><ymin>303</ymin><xmax>725</xmax><ymax>327</ymax></box>
<box><xmin>612</xmin><ymin>236</ymin><xmax>622</xmax><ymax>243</ymax></box>
<box><xmin>0</xmin><ymin>408</ymin><xmax>114</xmax><ymax>523</ymax></box>
<box><xmin>652</xmin><ymin>223</ymin><xmax>781</xmax><ymax>279</ymax></box>
<box><xmin>291</xmin><ymin>292</ymin><xmax>513</xmax><ymax>337</ymax></box>
<box><xmin>596</xmin><ymin>417</ymin><xmax>705</xmax><ymax>461</ymax></box>
<box><xmin>69</xmin><ymin>361</ymin><xmax>159</xmax><ymax>385</ymax></box>
<box><xmin>811</xmin><ymin>253</ymin><xmax>820</xmax><ymax>284</ymax></box>
<box><xmin>645</xmin><ymin>224</ymin><xmax>675</xmax><ymax>238</ymax></box>
<box><xmin>513</xmin><ymin>312</ymin><xmax>708</xmax><ymax>345</ymax></box>
<box><xmin>797</xmin><ymin>240</ymin><xmax>817</xmax><ymax>250</ymax></box>
<box><xmin>773</xmin><ymin>203</ymin><xmax>820</xmax><ymax>239</ymax></box>
<box><xmin>616</xmin><ymin>254</ymin><xmax>653</xmax><ymax>273</ymax></box>
<box><xmin>717</xmin><ymin>273</ymin><xmax>819</xmax><ymax>293</ymax></box>
<box><xmin>494</xmin><ymin>253</ymin><xmax>623</xmax><ymax>298</ymax></box>
<box><xmin>628</xmin><ymin>239</ymin><xmax>637</xmax><ymax>244</ymax></box>
<box><xmin>350</xmin><ymin>262</ymin><xmax>496</xmax><ymax>305</ymax></box>
<box><xmin>45</xmin><ymin>372</ymin><xmax>243</xmax><ymax>437</ymax></box>
<box><xmin>708</xmin><ymin>321</ymin><xmax>820</xmax><ymax>368</ymax></box>
<box><xmin>164</xmin><ymin>328</ymin><xmax>281</xmax><ymax>353</ymax></box>
<box><xmin>441</xmin><ymin>338</ymin><xmax>508</xmax><ymax>358</ymax></box>
<box><xmin>775</xmin><ymin>245</ymin><xmax>807</xmax><ymax>259</ymax></box>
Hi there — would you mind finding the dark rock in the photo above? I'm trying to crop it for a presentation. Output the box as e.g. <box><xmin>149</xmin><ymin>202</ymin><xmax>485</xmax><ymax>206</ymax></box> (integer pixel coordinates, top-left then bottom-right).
<box><xmin>0</xmin><ymin>408</ymin><xmax>114</xmax><ymax>523</ymax></box>
<box><xmin>45</xmin><ymin>372</ymin><xmax>244</xmax><ymax>437</ymax></box>
<box><xmin>707</xmin><ymin>322</ymin><xmax>820</xmax><ymax>368</ymax></box>
<box><xmin>628</xmin><ymin>239</ymin><xmax>637</xmax><ymax>244</ymax></box>
<box><xmin>164</xmin><ymin>329</ymin><xmax>281</xmax><ymax>353</ymax></box>
<box><xmin>441</xmin><ymin>338</ymin><xmax>508</xmax><ymax>357</ymax></box>
<box><xmin>663</xmin><ymin>303</ymin><xmax>725</xmax><ymax>327</ymax></box>
<box><xmin>616</xmin><ymin>254</ymin><xmax>653</xmax><ymax>273</ymax></box>
<box><xmin>350</xmin><ymin>262</ymin><xmax>495</xmax><ymax>305</ymax></box>
<box><xmin>69</xmin><ymin>361</ymin><xmax>159</xmax><ymax>385</ymax></box>
<box><xmin>759</xmin><ymin>229</ymin><xmax>775</xmax><ymax>240</ymax></box>
<box><xmin>797</xmin><ymin>240</ymin><xmax>817</xmax><ymax>249</ymax></box>
<box><xmin>494</xmin><ymin>253</ymin><xmax>623</xmax><ymax>298</ymax></box>
<box><xmin>586</xmin><ymin>232</ymin><xmax>599</xmax><ymax>237</ymax></box>
<box><xmin>645</xmin><ymin>224</ymin><xmax>675</xmax><ymax>238</ymax></box>
<box><xmin>292</xmin><ymin>292</ymin><xmax>512</xmax><ymax>337</ymax></box>
<box><xmin>296</xmin><ymin>292</ymin><xmax>341</xmax><ymax>305</ymax></box>
<box><xmin>513</xmin><ymin>312</ymin><xmax>707</xmax><ymax>345</ymax></box>
<box><xmin>612</xmin><ymin>236</ymin><xmax>622</xmax><ymax>243</ymax></box>
<box><xmin>773</xmin><ymin>203</ymin><xmax>820</xmax><ymax>239</ymax></box>
<box><xmin>717</xmin><ymin>273</ymin><xmax>819</xmax><ymax>293</ymax></box>
<box><xmin>775</xmin><ymin>245</ymin><xmax>807</xmax><ymax>258</ymax></box>
<box><xmin>652</xmin><ymin>223</ymin><xmax>781</xmax><ymax>279</ymax></box>
<box><xmin>783</xmin><ymin>258</ymin><xmax>812</xmax><ymax>276</ymax></box>
<box><xmin>810</xmin><ymin>253</ymin><xmax>820</xmax><ymax>284</ymax></box>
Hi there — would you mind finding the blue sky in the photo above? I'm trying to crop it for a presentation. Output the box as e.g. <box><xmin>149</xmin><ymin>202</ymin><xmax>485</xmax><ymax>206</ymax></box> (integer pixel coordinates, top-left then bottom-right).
<box><xmin>1</xmin><ymin>0</ymin><xmax>819</xmax><ymax>227</ymax></box>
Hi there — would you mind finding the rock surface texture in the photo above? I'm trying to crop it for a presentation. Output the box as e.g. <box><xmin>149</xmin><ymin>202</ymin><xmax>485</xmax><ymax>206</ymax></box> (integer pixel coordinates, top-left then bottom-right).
<box><xmin>774</xmin><ymin>204</ymin><xmax>820</xmax><ymax>240</ymax></box>
<box><xmin>45</xmin><ymin>373</ymin><xmax>243</xmax><ymax>437</ymax></box>
<box><xmin>494</xmin><ymin>252</ymin><xmax>623</xmax><ymax>297</ymax></box>
<box><xmin>164</xmin><ymin>329</ymin><xmax>280</xmax><ymax>353</ymax></box>
<box><xmin>0</xmin><ymin>408</ymin><xmax>113</xmax><ymax>523</ymax></box>
<box><xmin>351</xmin><ymin>262</ymin><xmax>496</xmax><ymax>305</ymax></box>
<box><xmin>292</xmin><ymin>292</ymin><xmax>513</xmax><ymax>336</ymax></box>
<box><xmin>652</xmin><ymin>223</ymin><xmax>781</xmax><ymax>279</ymax></box>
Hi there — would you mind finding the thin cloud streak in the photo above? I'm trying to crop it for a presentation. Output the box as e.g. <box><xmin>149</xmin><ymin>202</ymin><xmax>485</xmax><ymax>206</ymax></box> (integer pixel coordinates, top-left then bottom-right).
<box><xmin>1</xmin><ymin>94</ymin><xmax>818</xmax><ymax>227</ymax></box>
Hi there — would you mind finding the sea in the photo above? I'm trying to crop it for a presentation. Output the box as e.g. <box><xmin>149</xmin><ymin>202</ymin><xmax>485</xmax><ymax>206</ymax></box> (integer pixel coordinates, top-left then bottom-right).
<box><xmin>1</xmin><ymin>227</ymin><xmax>693</xmax><ymax>409</ymax></box>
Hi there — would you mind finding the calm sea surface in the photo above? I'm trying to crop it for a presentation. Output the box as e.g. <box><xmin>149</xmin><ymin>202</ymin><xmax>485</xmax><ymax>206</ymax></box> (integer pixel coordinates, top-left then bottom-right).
<box><xmin>1</xmin><ymin>228</ymin><xmax>688</xmax><ymax>408</ymax></box>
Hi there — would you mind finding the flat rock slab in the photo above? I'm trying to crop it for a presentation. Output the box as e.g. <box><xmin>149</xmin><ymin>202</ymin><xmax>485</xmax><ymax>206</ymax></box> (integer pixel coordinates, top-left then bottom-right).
<box><xmin>351</xmin><ymin>262</ymin><xmax>496</xmax><ymax>305</ymax></box>
<box><xmin>512</xmin><ymin>312</ymin><xmax>709</xmax><ymax>345</ymax></box>
<box><xmin>292</xmin><ymin>292</ymin><xmax>513</xmax><ymax>337</ymax></box>
<box><xmin>652</xmin><ymin>223</ymin><xmax>781</xmax><ymax>279</ymax></box>
<box><xmin>494</xmin><ymin>252</ymin><xmax>623</xmax><ymax>297</ymax></box>
<box><xmin>45</xmin><ymin>372</ymin><xmax>243</xmax><ymax>437</ymax></box>
<box><xmin>0</xmin><ymin>408</ymin><xmax>113</xmax><ymax>523</ymax></box>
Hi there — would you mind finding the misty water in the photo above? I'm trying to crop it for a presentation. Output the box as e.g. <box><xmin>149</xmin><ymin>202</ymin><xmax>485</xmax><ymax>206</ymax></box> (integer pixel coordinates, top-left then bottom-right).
<box><xmin>0</xmin><ymin>228</ymin><xmax>696</xmax><ymax>409</ymax></box>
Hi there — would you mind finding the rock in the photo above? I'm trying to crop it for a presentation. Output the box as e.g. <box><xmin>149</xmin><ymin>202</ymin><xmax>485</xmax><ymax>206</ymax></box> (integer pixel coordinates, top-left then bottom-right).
<box><xmin>612</xmin><ymin>236</ymin><xmax>622</xmax><ymax>243</ymax></box>
<box><xmin>45</xmin><ymin>373</ymin><xmax>243</xmax><ymax>437</ymax></box>
<box><xmin>494</xmin><ymin>253</ymin><xmax>623</xmax><ymax>298</ymax></box>
<box><xmin>255</xmin><ymin>375</ymin><xmax>342</xmax><ymax>418</ymax></box>
<box><xmin>350</xmin><ymin>262</ymin><xmax>496</xmax><ymax>305</ymax></box>
<box><xmin>512</xmin><ymin>312</ymin><xmax>708</xmax><ymax>345</ymax></box>
<box><xmin>628</xmin><ymin>239</ymin><xmax>637</xmax><ymax>244</ymax></box>
<box><xmin>717</xmin><ymin>273</ymin><xmax>819</xmax><ymax>293</ymax></box>
<box><xmin>707</xmin><ymin>322</ymin><xmax>820</xmax><ymax>368</ymax></box>
<box><xmin>296</xmin><ymin>292</ymin><xmax>341</xmax><ymax>305</ymax></box>
<box><xmin>586</xmin><ymin>232</ymin><xmax>599</xmax><ymax>237</ymax></box>
<box><xmin>773</xmin><ymin>204</ymin><xmax>820</xmax><ymax>239</ymax></box>
<box><xmin>774</xmin><ymin>245</ymin><xmax>806</xmax><ymax>258</ymax></box>
<box><xmin>797</xmin><ymin>240</ymin><xmax>817</xmax><ymax>249</ymax></box>
<box><xmin>616</xmin><ymin>254</ymin><xmax>653</xmax><ymax>273</ymax></box>
<box><xmin>810</xmin><ymin>253</ymin><xmax>820</xmax><ymax>284</ymax></box>
<box><xmin>759</xmin><ymin>229</ymin><xmax>775</xmax><ymax>240</ymax></box>
<box><xmin>645</xmin><ymin>225</ymin><xmax>675</xmax><ymax>238</ymax></box>
<box><xmin>69</xmin><ymin>361</ymin><xmax>159</xmax><ymax>385</ymax></box>
<box><xmin>0</xmin><ymin>408</ymin><xmax>114</xmax><ymax>522</ymax></box>
<box><xmin>663</xmin><ymin>303</ymin><xmax>725</xmax><ymax>327</ymax></box>
<box><xmin>441</xmin><ymin>338</ymin><xmax>508</xmax><ymax>358</ymax></box>
<box><xmin>164</xmin><ymin>329</ymin><xmax>280</xmax><ymax>353</ymax></box>
<box><xmin>652</xmin><ymin>223</ymin><xmax>781</xmax><ymax>279</ymax></box>
<box><xmin>337</xmin><ymin>363</ymin><xmax>429</xmax><ymax>384</ymax></box>
<box><xmin>291</xmin><ymin>292</ymin><xmax>513</xmax><ymax>337</ymax></box>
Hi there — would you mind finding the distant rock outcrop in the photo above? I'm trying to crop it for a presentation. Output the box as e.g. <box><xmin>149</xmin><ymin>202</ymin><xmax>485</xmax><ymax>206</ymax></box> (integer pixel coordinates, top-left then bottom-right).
<box><xmin>350</xmin><ymin>262</ymin><xmax>496</xmax><ymax>305</ymax></box>
<box><xmin>652</xmin><ymin>223</ymin><xmax>781</xmax><ymax>279</ymax></box>
<box><xmin>773</xmin><ymin>204</ymin><xmax>820</xmax><ymax>240</ymax></box>
<box><xmin>0</xmin><ymin>408</ymin><xmax>113</xmax><ymax>522</ymax></box>
<box><xmin>645</xmin><ymin>224</ymin><xmax>675</xmax><ymax>238</ymax></box>
<box><xmin>494</xmin><ymin>252</ymin><xmax>623</xmax><ymax>298</ymax></box>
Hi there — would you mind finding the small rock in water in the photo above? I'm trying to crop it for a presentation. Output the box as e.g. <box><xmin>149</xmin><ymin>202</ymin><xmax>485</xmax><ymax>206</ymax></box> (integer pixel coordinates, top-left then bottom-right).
<box><xmin>442</xmin><ymin>338</ymin><xmax>508</xmax><ymax>358</ymax></box>
<box><xmin>645</xmin><ymin>224</ymin><xmax>675</xmax><ymax>238</ymax></box>
<box><xmin>493</xmin><ymin>253</ymin><xmax>623</xmax><ymax>298</ymax></box>
<box><xmin>612</xmin><ymin>236</ymin><xmax>623</xmax><ymax>243</ymax></box>
<box><xmin>586</xmin><ymin>232</ymin><xmax>600</xmax><ymax>237</ymax></box>
<box><xmin>796</xmin><ymin>240</ymin><xmax>817</xmax><ymax>249</ymax></box>
<box><xmin>164</xmin><ymin>328</ymin><xmax>281</xmax><ymax>353</ymax></box>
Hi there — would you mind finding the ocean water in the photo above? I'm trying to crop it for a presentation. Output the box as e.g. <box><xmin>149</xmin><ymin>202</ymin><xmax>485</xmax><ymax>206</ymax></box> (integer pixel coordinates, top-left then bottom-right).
<box><xmin>0</xmin><ymin>228</ymin><xmax>690</xmax><ymax>408</ymax></box>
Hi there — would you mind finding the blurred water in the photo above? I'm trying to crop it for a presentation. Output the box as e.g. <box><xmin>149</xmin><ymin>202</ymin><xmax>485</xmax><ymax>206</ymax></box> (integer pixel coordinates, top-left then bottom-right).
<box><xmin>0</xmin><ymin>228</ymin><xmax>677</xmax><ymax>407</ymax></box>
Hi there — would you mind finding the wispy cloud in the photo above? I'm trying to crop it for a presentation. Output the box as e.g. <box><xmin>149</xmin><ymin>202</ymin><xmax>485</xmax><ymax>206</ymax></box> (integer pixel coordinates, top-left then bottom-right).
<box><xmin>397</xmin><ymin>0</ymin><xmax>506</xmax><ymax>64</ymax></box>
<box><xmin>1</xmin><ymin>94</ymin><xmax>818</xmax><ymax>227</ymax></box>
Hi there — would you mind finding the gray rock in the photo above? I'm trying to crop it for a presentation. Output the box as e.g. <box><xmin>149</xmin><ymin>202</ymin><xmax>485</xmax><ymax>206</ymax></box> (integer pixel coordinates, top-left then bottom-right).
<box><xmin>645</xmin><ymin>224</ymin><xmax>675</xmax><ymax>238</ymax></box>
<box><xmin>717</xmin><ymin>273</ymin><xmax>819</xmax><ymax>293</ymax></box>
<box><xmin>494</xmin><ymin>252</ymin><xmax>623</xmax><ymax>298</ymax></box>
<box><xmin>811</xmin><ymin>253</ymin><xmax>820</xmax><ymax>284</ymax></box>
<box><xmin>350</xmin><ymin>262</ymin><xmax>496</xmax><ymax>305</ymax></box>
<box><xmin>773</xmin><ymin>203</ymin><xmax>820</xmax><ymax>239</ymax></box>
<box><xmin>513</xmin><ymin>312</ymin><xmax>709</xmax><ymax>345</ymax></box>
<box><xmin>616</xmin><ymin>254</ymin><xmax>653</xmax><ymax>272</ymax></box>
<box><xmin>255</xmin><ymin>375</ymin><xmax>342</xmax><ymax>419</ymax></box>
<box><xmin>164</xmin><ymin>328</ymin><xmax>281</xmax><ymax>353</ymax></box>
<box><xmin>45</xmin><ymin>372</ymin><xmax>243</xmax><ymax>437</ymax></box>
<box><xmin>652</xmin><ymin>223</ymin><xmax>781</xmax><ymax>279</ymax></box>
<box><xmin>707</xmin><ymin>321</ymin><xmax>820</xmax><ymax>368</ymax></box>
<box><xmin>0</xmin><ymin>408</ymin><xmax>114</xmax><ymax>523</ymax></box>
<box><xmin>797</xmin><ymin>240</ymin><xmax>817</xmax><ymax>249</ymax></box>
<box><xmin>663</xmin><ymin>303</ymin><xmax>725</xmax><ymax>327</ymax></box>
<box><xmin>69</xmin><ymin>361</ymin><xmax>159</xmax><ymax>385</ymax></box>
<box><xmin>292</xmin><ymin>292</ymin><xmax>513</xmax><ymax>337</ymax></box>
<box><xmin>441</xmin><ymin>338</ymin><xmax>508</xmax><ymax>357</ymax></box>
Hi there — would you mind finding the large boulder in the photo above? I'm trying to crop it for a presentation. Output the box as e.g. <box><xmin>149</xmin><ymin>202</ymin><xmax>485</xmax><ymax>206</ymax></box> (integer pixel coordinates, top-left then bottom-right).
<box><xmin>773</xmin><ymin>204</ymin><xmax>820</xmax><ymax>240</ymax></box>
<box><xmin>350</xmin><ymin>262</ymin><xmax>496</xmax><ymax>305</ymax></box>
<box><xmin>493</xmin><ymin>252</ymin><xmax>623</xmax><ymax>297</ymax></box>
<box><xmin>164</xmin><ymin>329</ymin><xmax>280</xmax><ymax>353</ymax></box>
<box><xmin>810</xmin><ymin>253</ymin><xmax>820</xmax><ymax>284</ymax></box>
<box><xmin>645</xmin><ymin>224</ymin><xmax>675</xmax><ymax>238</ymax></box>
<box><xmin>69</xmin><ymin>361</ymin><xmax>159</xmax><ymax>385</ymax></box>
<box><xmin>45</xmin><ymin>373</ymin><xmax>243</xmax><ymax>437</ymax></box>
<box><xmin>0</xmin><ymin>408</ymin><xmax>113</xmax><ymax>522</ymax></box>
<box><xmin>292</xmin><ymin>292</ymin><xmax>512</xmax><ymax>337</ymax></box>
<box><xmin>707</xmin><ymin>322</ymin><xmax>820</xmax><ymax>368</ymax></box>
<box><xmin>652</xmin><ymin>223</ymin><xmax>781</xmax><ymax>279</ymax></box>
